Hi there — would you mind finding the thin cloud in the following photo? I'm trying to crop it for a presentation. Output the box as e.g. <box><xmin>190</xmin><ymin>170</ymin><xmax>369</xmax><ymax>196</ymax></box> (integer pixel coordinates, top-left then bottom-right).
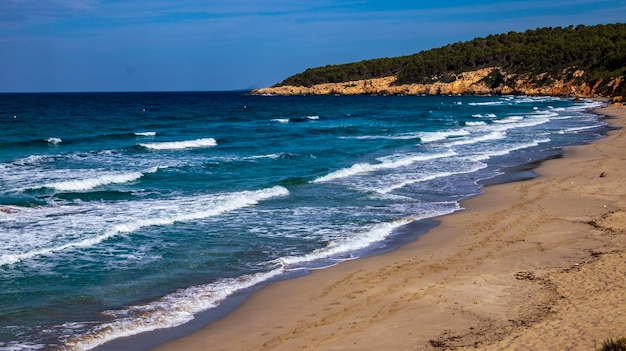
<box><xmin>0</xmin><ymin>0</ymin><xmax>95</xmax><ymax>22</ymax></box>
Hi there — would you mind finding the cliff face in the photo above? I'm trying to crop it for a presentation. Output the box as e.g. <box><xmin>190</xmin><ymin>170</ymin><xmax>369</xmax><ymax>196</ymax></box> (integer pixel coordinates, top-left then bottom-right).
<box><xmin>252</xmin><ymin>68</ymin><xmax>625</xmax><ymax>101</ymax></box>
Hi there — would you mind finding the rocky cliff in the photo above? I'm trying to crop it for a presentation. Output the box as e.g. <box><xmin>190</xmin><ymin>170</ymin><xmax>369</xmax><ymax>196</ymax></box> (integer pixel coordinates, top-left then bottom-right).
<box><xmin>252</xmin><ymin>67</ymin><xmax>625</xmax><ymax>102</ymax></box>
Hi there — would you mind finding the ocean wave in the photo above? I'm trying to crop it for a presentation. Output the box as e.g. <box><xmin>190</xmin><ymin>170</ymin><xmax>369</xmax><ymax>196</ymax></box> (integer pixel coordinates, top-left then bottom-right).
<box><xmin>418</xmin><ymin>129</ymin><xmax>470</xmax><ymax>143</ymax></box>
<box><xmin>446</xmin><ymin>131</ymin><xmax>507</xmax><ymax>146</ymax></box>
<box><xmin>341</xmin><ymin>132</ymin><xmax>422</xmax><ymax>140</ymax></box>
<box><xmin>312</xmin><ymin>150</ymin><xmax>457</xmax><ymax>183</ymax></box>
<box><xmin>0</xmin><ymin>186</ymin><xmax>289</xmax><ymax>267</ymax></box>
<box><xmin>566</xmin><ymin>99</ymin><xmax>605</xmax><ymax>111</ymax></box>
<box><xmin>11</xmin><ymin>154</ymin><xmax>53</xmax><ymax>166</ymax></box>
<box><xmin>468</xmin><ymin>101</ymin><xmax>504</xmax><ymax>106</ymax></box>
<box><xmin>493</xmin><ymin>116</ymin><xmax>524</xmax><ymax>124</ymax></box>
<box><xmin>3</xmin><ymin>154</ymin><xmax>177</xmax><ymax>194</ymax></box>
<box><xmin>140</xmin><ymin>138</ymin><xmax>217</xmax><ymax>150</ymax></box>
<box><xmin>64</xmin><ymin>268</ymin><xmax>285</xmax><ymax>351</ymax></box>
<box><xmin>134</xmin><ymin>131</ymin><xmax>157</xmax><ymax>137</ymax></box>
<box><xmin>464</xmin><ymin>121</ymin><xmax>487</xmax><ymax>126</ymax></box>
<box><xmin>278</xmin><ymin>219</ymin><xmax>413</xmax><ymax>266</ymax></box>
<box><xmin>45</xmin><ymin>137</ymin><xmax>62</xmax><ymax>145</ymax></box>
<box><xmin>271</xmin><ymin>118</ymin><xmax>290</xmax><ymax>123</ymax></box>
<box><xmin>377</xmin><ymin>163</ymin><xmax>488</xmax><ymax>194</ymax></box>
<box><xmin>559</xmin><ymin>124</ymin><xmax>605</xmax><ymax>134</ymax></box>
<box><xmin>531</xmin><ymin>110</ymin><xmax>560</xmax><ymax>118</ymax></box>
<box><xmin>277</xmin><ymin>206</ymin><xmax>458</xmax><ymax>267</ymax></box>
<box><xmin>243</xmin><ymin>153</ymin><xmax>285</xmax><ymax>161</ymax></box>
<box><xmin>270</xmin><ymin>115</ymin><xmax>318</xmax><ymax>124</ymax></box>
<box><xmin>471</xmin><ymin>113</ymin><xmax>497</xmax><ymax>118</ymax></box>
<box><xmin>485</xmin><ymin>116</ymin><xmax>549</xmax><ymax>132</ymax></box>
<box><xmin>469</xmin><ymin>138</ymin><xmax>551</xmax><ymax>161</ymax></box>
<box><xmin>291</xmin><ymin>116</ymin><xmax>320</xmax><ymax>122</ymax></box>
<box><xmin>42</xmin><ymin>171</ymin><xmax>144</xmax><ymax>192</ymax></box>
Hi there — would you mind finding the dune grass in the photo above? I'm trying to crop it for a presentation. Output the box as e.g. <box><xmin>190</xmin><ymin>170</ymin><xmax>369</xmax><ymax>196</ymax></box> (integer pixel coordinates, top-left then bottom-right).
<box><xmin>598</xmin><ymin>337</ymin><xmax>626</xmax><ymax>351</ymax></box>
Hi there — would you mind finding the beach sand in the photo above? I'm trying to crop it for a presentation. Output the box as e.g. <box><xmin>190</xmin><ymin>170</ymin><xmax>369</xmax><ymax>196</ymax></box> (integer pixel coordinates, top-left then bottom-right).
<box><xmin>153</xmin><ymin>105</ymin><xmax>626</xmax><ymax>351</ymax></box>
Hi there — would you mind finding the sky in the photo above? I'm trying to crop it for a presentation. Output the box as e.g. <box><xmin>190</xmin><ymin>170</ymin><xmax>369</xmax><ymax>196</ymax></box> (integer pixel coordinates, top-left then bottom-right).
<box><xmin>0</xmin><ymin>0</ymin><xmax>624</xmax><ymax>92</ymax></box>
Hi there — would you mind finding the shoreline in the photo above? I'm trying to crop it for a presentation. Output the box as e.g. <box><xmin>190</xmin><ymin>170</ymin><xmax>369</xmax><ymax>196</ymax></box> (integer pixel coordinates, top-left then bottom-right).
<box><xmin>136</xmin><ymin>105</ymin><xmax>624</xmax><ymax>350</ymax></box>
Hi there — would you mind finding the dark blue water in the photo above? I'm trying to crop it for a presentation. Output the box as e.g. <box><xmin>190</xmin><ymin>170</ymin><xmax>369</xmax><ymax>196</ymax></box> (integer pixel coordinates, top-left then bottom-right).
<box><xmin>0</xmin><ymin>92</ymin><xmax>607</xmax><ymax>350</ymax></box>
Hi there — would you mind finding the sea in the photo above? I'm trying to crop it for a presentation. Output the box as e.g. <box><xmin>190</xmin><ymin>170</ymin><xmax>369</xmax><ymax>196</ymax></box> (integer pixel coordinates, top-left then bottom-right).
<box><xmin>0</xmin><ymin>92</ymin><xmax>608</xmax><ymax>350</ymax></box>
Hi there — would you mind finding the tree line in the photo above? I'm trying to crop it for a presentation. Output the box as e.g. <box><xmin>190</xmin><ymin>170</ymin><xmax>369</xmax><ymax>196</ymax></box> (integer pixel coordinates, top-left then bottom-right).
<box><xmin>277</xmin><ymin>23</ymin><xmax>626</xmax><ymax>88</ymax></box>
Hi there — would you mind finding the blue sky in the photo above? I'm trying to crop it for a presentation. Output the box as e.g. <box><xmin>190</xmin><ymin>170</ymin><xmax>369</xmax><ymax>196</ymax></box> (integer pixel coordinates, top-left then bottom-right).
<box><xmin>0</xmin><ymin>0</ymin><xmax>624</xmax><ymax>92</ymax></box>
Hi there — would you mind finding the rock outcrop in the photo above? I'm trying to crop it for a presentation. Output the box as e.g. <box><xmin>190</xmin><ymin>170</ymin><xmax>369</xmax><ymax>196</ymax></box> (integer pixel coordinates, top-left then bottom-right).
<box><xmin>252</xmin><ymin>68</ymin><xmax>625</xmax><ymax>99</ymax></box>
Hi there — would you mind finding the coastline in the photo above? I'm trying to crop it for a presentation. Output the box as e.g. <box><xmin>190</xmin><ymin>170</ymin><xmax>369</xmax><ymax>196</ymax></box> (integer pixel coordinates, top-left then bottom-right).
<box><xmin>148</xmin><ymin>104</ymin><xmax>626</xmax><ymax>351</ymax></box>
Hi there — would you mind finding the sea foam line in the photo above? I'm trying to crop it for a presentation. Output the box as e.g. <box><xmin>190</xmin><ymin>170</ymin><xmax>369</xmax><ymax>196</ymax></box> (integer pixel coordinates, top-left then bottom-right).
<box><xmin>277</xmin><ymin>219</ymin><xmax>412</xmax><ymax>266</ymax></box>
<box><xmin>134</xmin><ymin>131</ymin><xmax>156</xmax><ymax>137</ymax></box>
<box><xmin>42</xmin><ymin>171</ymin><xmax>145</xmax><ymax>192</ymax></box>
<box><xmin>446</xmin><ymin>131</ymin><xmax>507</xmax><ymax>146</ymax></box>
<box><xmin>468</xmin><ymin>101</ymin><xmax>504</xmax><ymax>106</ymax></box>
<box><xmin>64</xmin><ymin>268</ymin><xmax>285</xmax><ymax>351</ymax></box>
<box><xmin>277</xmin><ymin>205</ymin><xmax>459</xmax><ymax>267</ymax></box>
<box><xmin>342</xmin><ymin>133</ymin><xmax>421</xmax><ymax>140</ymax></box>
<box><xmin>468</xmin><ymin>138</ymin><xmax>552</xmax><ymax>161</ymax></box>
<box><xmin>377</xmin><ymin>163</ymin><xmax>488</xmax><ymax>194</ymax></box>
<box><xmin>0</xmin><ymin>186</ymin><xmax>289</xmax><ymax>267</ymax></box>
<box><xmin>140</xmin><ymin>138</ymin><xmax>217</xmax><ymax>150</ymax></box>
<box><xmin>560</xmin><ymin>125</ymin><xmax>604</xmax><ymax>134</ymax></box>
<box><xmin>312</xmin><ymin>150</ymin><xmax>457</xmax><ymax>183</ymax></box>
<box><xmin>418</xmin><ymin>129</ymin><xmax>470</xmax><ymax>143</ymax></box>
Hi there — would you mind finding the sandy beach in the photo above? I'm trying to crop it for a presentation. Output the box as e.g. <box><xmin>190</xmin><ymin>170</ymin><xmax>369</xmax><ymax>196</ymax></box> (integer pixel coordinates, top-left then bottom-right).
<box><xmin>153</xmin><ymin>104</ymin><xmax>626</xmax><ymax>351</ymax></box>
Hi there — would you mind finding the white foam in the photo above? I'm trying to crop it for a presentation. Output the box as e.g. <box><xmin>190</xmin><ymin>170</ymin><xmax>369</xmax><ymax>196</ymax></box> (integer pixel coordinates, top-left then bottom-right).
<box><xmin>566</xmin><ymin>99</ymin><xmax>605</xmax><ymax>111</ymax></box>
<box><xmin>244</xmin><ymin>153</ymin><xmax>284</xmax><ymax>160</ymax></box>
<box><xmin>46</xmin><ymin>137</ymin><xmax>62</xmax><ymax>144</ymax></box>
<box><xmin>342</xmin><ymin>132</ymin><xmax>421</xmax><ymax>140</ymax></box>
<box><xmin>313</xmin><ymin>150</ymin><xmax>457</xmax><ymax>183</ymax></box>
<box><xmin>418</xmin><ymin>129</ymin><xmax>470</xmax><ymax>143</ymax></box>
<box><xmin>134</xmin><ymin>131</ymin><xmax>156</xmax><ymax>137</ymax></box>
<box><xmin>140</xmin><ymin>138</ymin><xmax>217</xmax><ymax>150</ymax></box>
<box><xmin>468</xmin><ymin>101</ymin><xmax>503</xmax><ymax>106</ymax></box>
<box><xmin>531</xmin><ymin>110</ymin><xmax>559</xmax><ymax>118</ymax></box>
<box><xmin>447</xmin><ymin>131</ymin><xmax>506</xmax><ymax>146</ymax></box>
<box><xmin>493</xmin><ymin>116</ymin><xmax>524</xmax><ymax>124</ymax></box>
<box><xmin>378</xmin><ymin>163</ymin><xmax>488</xmax><ymax>194</ymax></box>
<box><xmin>278</xmin><ymin>219</ymin><xmax>412</xmax><ymax>266</ymax></box>
<box><xmin>12</xmin><ymin>154</ymin><xmax>51</xmax><ymax>166</ymax></box>
<box><xmin>471</xmin><ymin>113</ymin><xmax>497</xmax><ymax>118</ymax></box>
<box><xmin>0</xmin><ymin>341</ymin><xmax>46</xmax><ymax>351</ymax></box>
<box><xmin>278</xmin><ymin>206</ymin><xmax>457</xmax><ymax>267</ymax></box>
<box><xmin>306</xmin><ymin>115</ymin><xmax>320</xmax><ymax>120</ymax></box>
<box><xmin>271</xmin><ymin>118</ymin><xmax>289</xmax><ymax>123</ymax></box>
<box><xmin>43</xmin><ymin>171</ymin><xmax>144</xmax><ymax>192</ymax></box>
<box><xmin>64</xmin><ymin>268</ymin><xmax>285</xmax><ymax>351</ymax></box>
<box><xmin>561</xmin><ymin>125</ymin><xmax>603</xmax><ymax>134</ymax></box>
<box><xmin>5</xmin><ymin>155</ymin><xmax>175</xmax><ymax>193</ymax></box>
<box><xmin>469</xmin><ymin>138</ymin><xmax>551</xmax><ymax>161</ymax></box>
<box><xmin>485</xmin><ymin>116</ymin><xmax>550</xmax><ymax>132</ymax></box>
<box><xmin>0</xmin><ymin>186</ymin><xmax>289</xmax><ymax>267</ymax></box>
<box><xmin>465</xmin><ymin>121</ymin><xmax>487</xmax><ymax>126</ymax></box>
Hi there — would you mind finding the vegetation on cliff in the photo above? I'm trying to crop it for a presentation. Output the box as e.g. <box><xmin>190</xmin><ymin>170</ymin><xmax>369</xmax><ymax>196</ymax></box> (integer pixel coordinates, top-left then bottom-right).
<box><xmin>275</xmin><ymin>23</ymin><xmax>625</xmax><ymax>97</ymax></box>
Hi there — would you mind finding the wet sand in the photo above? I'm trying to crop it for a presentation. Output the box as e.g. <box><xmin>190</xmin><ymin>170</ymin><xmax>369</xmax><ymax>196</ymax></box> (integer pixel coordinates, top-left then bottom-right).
<box><xmin>153</xmin><ymin>105</ymin><xmax>626</xmax><ymax>351</ymax></box>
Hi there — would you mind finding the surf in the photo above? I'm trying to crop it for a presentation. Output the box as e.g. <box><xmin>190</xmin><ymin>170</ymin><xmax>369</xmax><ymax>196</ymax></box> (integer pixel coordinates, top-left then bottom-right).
<box><xmin>140</xmin><ymin>138</ymin><xmax>217</xmax><ymax>150</ymax></box>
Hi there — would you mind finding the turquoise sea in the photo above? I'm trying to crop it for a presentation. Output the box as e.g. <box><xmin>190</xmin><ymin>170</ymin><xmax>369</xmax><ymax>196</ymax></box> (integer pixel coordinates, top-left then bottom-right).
<box><xmin>0</xmin><ymin>92</ymin><xmax>607</xmax><ymax>350</ymax></box>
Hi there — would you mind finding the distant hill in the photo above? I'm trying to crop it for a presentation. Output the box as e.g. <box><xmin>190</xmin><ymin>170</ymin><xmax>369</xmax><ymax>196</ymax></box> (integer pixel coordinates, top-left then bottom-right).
<box><xmin>256</xmin><ymin>23</ymin><xmax>625</xmax><ymax>99</ymax></box>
